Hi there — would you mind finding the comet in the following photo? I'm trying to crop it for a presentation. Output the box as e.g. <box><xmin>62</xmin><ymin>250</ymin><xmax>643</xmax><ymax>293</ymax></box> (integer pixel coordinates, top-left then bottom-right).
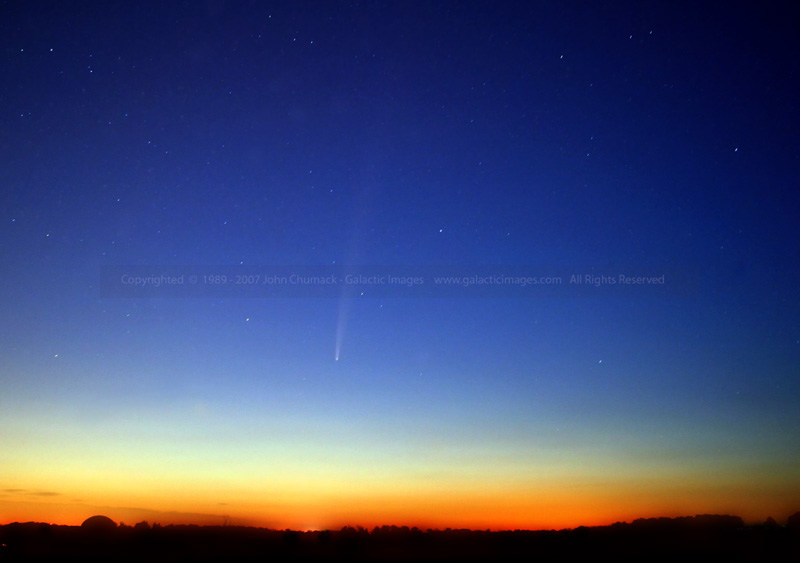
<box><xmin>334</xmin><ymin>296</ymin><xmax>347</xmax><ymax>362</ymax></box>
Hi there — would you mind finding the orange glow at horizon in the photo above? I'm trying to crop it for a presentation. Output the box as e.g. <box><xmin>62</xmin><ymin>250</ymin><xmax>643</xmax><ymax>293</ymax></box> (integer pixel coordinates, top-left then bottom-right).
<box><xmin>3</xmin><ymin>478</ymin><xmax>799</xmax><ymax>531</ymax></box>
<box><xmin>3</xmin><ymin>415</ymin><xmax>799</xmax><ymax>530</ymax></box>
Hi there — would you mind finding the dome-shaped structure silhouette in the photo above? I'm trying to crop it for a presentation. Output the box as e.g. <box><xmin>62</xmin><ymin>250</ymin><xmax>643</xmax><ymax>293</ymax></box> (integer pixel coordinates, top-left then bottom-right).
<box><xmin>81</xmin><ymin>515</ymin><xmax>117</xmax><ymax>532</ymax></box>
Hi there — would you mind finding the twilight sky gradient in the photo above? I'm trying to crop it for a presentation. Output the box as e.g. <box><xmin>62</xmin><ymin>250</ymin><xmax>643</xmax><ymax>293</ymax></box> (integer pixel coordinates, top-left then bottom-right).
<box><xmin>1</xmin><ymin>1</ymin><xmax>799</xmax><ymax>530</ymax></box>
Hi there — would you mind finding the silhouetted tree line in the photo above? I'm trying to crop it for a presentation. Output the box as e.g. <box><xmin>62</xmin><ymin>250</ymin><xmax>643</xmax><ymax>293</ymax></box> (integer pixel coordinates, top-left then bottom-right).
<box><xmin>1</xmin><ymin>513</ymin><xmax>798</xmax><ymax>561</ymax></box>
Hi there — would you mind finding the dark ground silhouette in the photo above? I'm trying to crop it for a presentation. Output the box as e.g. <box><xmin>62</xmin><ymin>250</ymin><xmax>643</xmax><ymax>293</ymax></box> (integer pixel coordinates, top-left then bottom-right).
<box><xmin>2</xmin><ymin>513</ymin><xmax>799</xmax><ymax>561</ymax></box>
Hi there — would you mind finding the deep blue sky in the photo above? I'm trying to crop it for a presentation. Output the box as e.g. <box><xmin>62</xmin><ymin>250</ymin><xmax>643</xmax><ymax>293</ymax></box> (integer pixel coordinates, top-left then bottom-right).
<box><xmin>1</xmin><ymin>1</ymin><xmax>799</xmax><ymax>528</ymax></box>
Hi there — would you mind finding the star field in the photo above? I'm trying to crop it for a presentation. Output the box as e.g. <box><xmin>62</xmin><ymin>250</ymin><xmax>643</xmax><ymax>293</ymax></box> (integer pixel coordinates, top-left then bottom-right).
<box><xmin>1</xmin><ymin>1</ymin><xmax>799</xmax><ymax>530</ymax></box>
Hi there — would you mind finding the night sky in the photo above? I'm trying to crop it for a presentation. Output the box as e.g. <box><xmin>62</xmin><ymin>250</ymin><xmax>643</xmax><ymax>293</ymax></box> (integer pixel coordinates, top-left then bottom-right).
<box><xmin>2</xmin><ymin>1</ymin><xmax>799</xmax><ymax>530</ymax></box>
